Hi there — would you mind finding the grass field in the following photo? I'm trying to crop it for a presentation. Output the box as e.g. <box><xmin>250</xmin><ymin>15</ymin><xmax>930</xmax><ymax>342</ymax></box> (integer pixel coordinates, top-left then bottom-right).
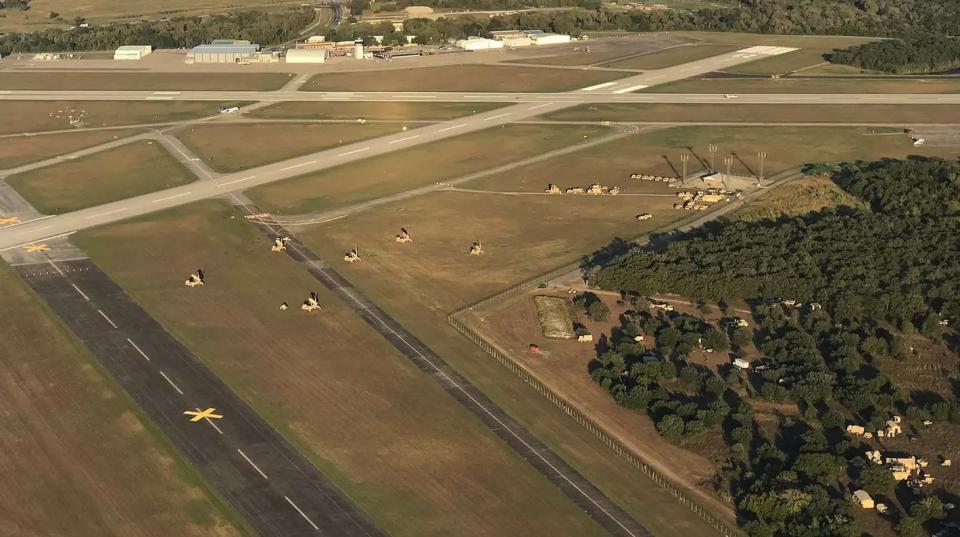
<box><xmin>0</xmin><ymin>128</ymin><xmax>141</xmax><ymax>169</ymax></box>
<box><xmin>173</xmin><ymin>122</ymin><xmax>400</xmax><ymax>173</ymax></box>
<box><xmin>0</xmin><ymin>73</ymin><xmax>292</xmax><ymax>91</ymax></box>
<box><xmin>646</xmin><ymin>77</ymin><xmax>960</xmax><ymax>94</ymax></box>
<box><xmin>543</xmin><ymin>103</ymin><xmax>960</xmax><ymax>124</ymax></box>
<box><xmin>294</xmin><ymin>192</ymin><xmax>727</xmax><ymax>536</ymax></box>
<box><xmin>73</xmin><ymin>200</ymin><xmax>610</xmax><ymax>537</ymax></box>
<box><xmin>734</xmin><ymin>175</ymin><xmax>866</xmax><ymax>220</ymax></box>
<box><xmin>247</xmin><ymin>124</ymin><xmax>607</xmax><ymax>215</ymax></box>
<box><xmin>0</xmin><ymin>0</ymin><xmax>308</xmax><ymax>31</ymax></box>
<box><xmin>0</xmin><ymin>261</ymin><xmax>242</xmax><ymax>537</ymax></box>
<box><xmin>300</xmin><ymin>65</ymin><xmax>627</xmax><ymax>92</ymax></box>
<box><xmin>0</xmin><ymin>101</ymin><xmax>240</xmax><ymax>135</ymax></box>
<box><xmin>470</xmin><ymin>126</ymin><xmax>956</xmax><ymax>193</ymax></box>
<box><xmin>601</xmin><ymin>44</ymin><xmax>742</xmax><ymax>70</ymax></box>
<box><xmin>7</xmin><ymin>140</ymin><xmax>195</xmax><ymax>213</ymax></box>
<box><xmin>248</xmin><ymin>101</ymin><xmax>507</xmax><ymax>121</ymax></box>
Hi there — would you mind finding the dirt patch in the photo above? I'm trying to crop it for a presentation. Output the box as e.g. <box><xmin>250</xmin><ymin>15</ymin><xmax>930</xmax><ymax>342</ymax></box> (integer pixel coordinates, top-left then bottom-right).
<box><xmin>534</xmin><ymin>295</ymin><xmax>575</xmax><ymax>339</ymax></box>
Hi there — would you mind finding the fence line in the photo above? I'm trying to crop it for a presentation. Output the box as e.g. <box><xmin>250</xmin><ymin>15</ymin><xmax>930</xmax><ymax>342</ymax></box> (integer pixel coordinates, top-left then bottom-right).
<box><xmin>447</xmin><ymin>315</ymin><xmax>739</xmax><ymax>537</ymax></box>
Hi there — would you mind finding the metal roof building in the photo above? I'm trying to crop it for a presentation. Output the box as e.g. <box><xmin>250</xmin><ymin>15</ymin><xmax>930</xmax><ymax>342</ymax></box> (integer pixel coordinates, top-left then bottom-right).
<box><xmin>114</xmin><ymin>45</ymin><xmax>152</xmax><ymax>60</ymax></box>
<box><xmin>186</xmin><ymin>42</ymin><xmax>260</xmax><ymax>64</ymax></box>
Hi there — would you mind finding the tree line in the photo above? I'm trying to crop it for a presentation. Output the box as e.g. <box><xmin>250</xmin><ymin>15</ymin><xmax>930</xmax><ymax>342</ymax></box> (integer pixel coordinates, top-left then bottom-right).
<box><xmin>0</xmin><ymin>7</ymin><xmax>315</xmax><ymax>52</ymax></box>
<box><xmin>828</xmin><ymin>36</ymin><xmax>960</xmax><ymax>74</ymax></box>
<box><xmin>588</xmin><ymin>157</ymin><xmax>960</xmax><ymax>537</ymax></box>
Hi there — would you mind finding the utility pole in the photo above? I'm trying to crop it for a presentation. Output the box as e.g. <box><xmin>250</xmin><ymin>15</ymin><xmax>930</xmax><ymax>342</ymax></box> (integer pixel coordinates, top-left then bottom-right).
<box><xmin>724</xmin><ymin>155</ymin><xmax>734</xmax><ymax>179</ymax></box>
<box><xmin>680</xmin><ymin>153</ymin><xmax>690</xmax><ymax>183</ymax></box>
<box><xmin>708</xmin><ymin>144</ymin><xmax>718</xmax><ymax>172</ymax></box>
<box><xmin>758</xmin><ymin>151</ymin><xmax>767</xmax><ymax>184</ymax></box>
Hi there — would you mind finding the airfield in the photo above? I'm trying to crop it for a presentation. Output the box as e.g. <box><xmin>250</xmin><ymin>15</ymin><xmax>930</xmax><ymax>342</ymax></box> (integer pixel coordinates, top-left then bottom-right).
<box><xmin>2</xmin><ymin>33</ymin><xmax>959</xmax><ymax>537</ymax></box>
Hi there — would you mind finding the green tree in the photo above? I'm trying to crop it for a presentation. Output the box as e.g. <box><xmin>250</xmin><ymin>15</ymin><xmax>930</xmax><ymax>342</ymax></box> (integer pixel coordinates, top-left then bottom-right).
<box><xmin>858</xmin><ymin>464</ymin><xmax>896</xmax><ymax>498</ymax></box>
<box><xmin>656</xmin><ymin>414</ymin><xmax>684</xmax><ymax>439</ymax></box>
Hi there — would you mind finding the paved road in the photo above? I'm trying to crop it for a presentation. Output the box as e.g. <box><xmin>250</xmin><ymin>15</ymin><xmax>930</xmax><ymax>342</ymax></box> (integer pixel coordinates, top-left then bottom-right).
<box><xmin>232</xmin><ymin>195</ymin><xmax>653</xmax><ymax>537</ymax></box>
<box><xmin>16</xmin><ymin>256</ymin><xmax>389</xmax><ymax>537</ymax></box>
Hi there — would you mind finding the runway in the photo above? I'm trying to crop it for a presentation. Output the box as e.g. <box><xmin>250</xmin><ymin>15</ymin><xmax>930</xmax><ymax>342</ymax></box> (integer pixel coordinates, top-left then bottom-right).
<box><xmin>16</xmin><ymin>256</ymin><xmax>388</xmax><ymax>537</ymax></box>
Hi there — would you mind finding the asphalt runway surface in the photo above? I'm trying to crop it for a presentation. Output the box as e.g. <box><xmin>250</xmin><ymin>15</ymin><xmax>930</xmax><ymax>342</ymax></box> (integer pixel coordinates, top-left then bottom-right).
<box><xmin>232</xmin><ymin>196</ymin><xmax>653</xmax><ymax>537</ymax></box>
<box><xmin>16</xmin><ymin>256</ymin><xmax>388</xmax><ymax>537</ymax></box>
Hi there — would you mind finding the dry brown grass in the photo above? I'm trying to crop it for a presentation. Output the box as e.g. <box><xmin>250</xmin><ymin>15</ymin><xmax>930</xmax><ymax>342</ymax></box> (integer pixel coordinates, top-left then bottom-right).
<box><xmin>0</xmin><ymin>101</ymin><xmax>236</xmax><ymax>134</ymax></box>
<box><xmin>0</xmin><ymin>261</ymin><xmax>241</xmax><ymax>537</ymax></box>
<box><xmin>0</xmin><ymin>73</ymin><xmax>291</xmax><ymax>91</ymax></box>
<box><xmin>247</xmin><ymin>124</ymin><xmax>606</xmax><ymax>214</ymax></box>
<box><xmin>7</xmin><ymin>140</ymin><xmax>195</xmax><ymax>213</ymax></box>
<box><xmin>0</xmin><ymin>128</ymin><xmax>141</xmax><ymax>169</ymax></box>
<box><xmin>295</xmin><ymin>191</ymin><xmax>725</xmax><ymax>536</ymax></box>
<box><xmin>73</xmin><ymin>200</ymin><xmax>609</xmax><ymax>537</ymax></box>
<box><xmin>301</xmin><ymin>65</ymin><xmax>626</xmax><ymax>92</ymax></box>
<box><xmin>172</xmin><ymin>122</ymin><xmax>400</xmax><ymax>173</ymax></box>
<box><xmin>734</xmin><ymin>175</ymin><xmax>866</xmax><ymax>220</ymax></box>
<box><xmin>249</xmin><ymin>101</ymin><xmax>506</xmax><ymax>121</ymax></box>
<box><xmin>544</xmin><ymin>103</ymin><xmax>960</xmax><ymax>124</ymax></box>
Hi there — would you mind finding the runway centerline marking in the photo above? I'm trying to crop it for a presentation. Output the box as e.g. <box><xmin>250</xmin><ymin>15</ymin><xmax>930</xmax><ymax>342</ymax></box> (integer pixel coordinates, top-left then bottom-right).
<box><xmin>217</xmin><ymin>175</ymin><xmax>256</xmax><ymax>187</ymax></box>
<box><xmin>237</xmin><ymin>449</ymin><xmax>269</xmax><ymax>479</ymax></box>
<box><xmin>71</xmin><ymin>283</ymin><xmax>90</xmax><ymax>301</ymax></box>
<box><xmin>437</xmin><ymin>123</ymin><xmax>466</xmax><ymax>132</ymax></box>
<box><xmin>579</xmin><ymin>81</ymin><xmax>617</xmax><ymax>91</ymax></box>
<box><xmin>84</xmin><ymin>208</ymin><xmax>127</xmax><ymax>220</ymax></box>
<box><xmin>280</xmin><ymin>161</ymin><xmax>316</xmax><ymax>172</ymax></box>
<box><xmin>159</xmin><ymin>371</ymin><xmax>184</xmax><ymax>395</ymax></box>
<box><xmin>388</xmin><ymin>135</ymin><xmax>420</xmax><ymax>144</ymax></box>
<box><xmin>284</xmin><ymin>496</ymin><xmax>320</xmax><ymax>531</ymax></box>
<box><xmin>205</xmin><ymin>417</ymin><xmax>224</xmax><ymax>434</ymax></box>
<box><xmin>393</xmin><ymin>94</ymin><xmax>435</xmax><ymax>98</ymax></box>
<box><xmin>527</xmin><ymin>102</ymin><xmax>554</xmax><ymax>110</ymax></box>
<box><xmin>483</xmin><ymin>113</ymin><xmax>511</xmax><ymax>121</ymax></box>
<box><xmin>337</xmin><ymin>147</ymin><xmax>369</xmax><ymax>157</ymax></box>
<box><xmin>127</xmin><ymin>338</ymin><xmax>151</xmax><ymax>361</ymax></box>
<box><xmin>46</xmin><ymin>259</ymin><xmax>64</xmax><ymax>277</ymax></box>
<box><xmin>613</xmin><ymin>84</ymin><xmax>649</xmax><ymax>94</ymax></box>
<box><xmin>152</xmin><ymin>191</ymin><xmax>192</xmax><ymax>203</ymax></box>
<box><xmin>97</xmin><ymin>309</ymin><xmax>118</xmax><ymax>329</ymax></box>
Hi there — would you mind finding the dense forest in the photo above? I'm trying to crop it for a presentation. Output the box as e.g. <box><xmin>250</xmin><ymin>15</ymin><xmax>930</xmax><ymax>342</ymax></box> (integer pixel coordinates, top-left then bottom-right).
<box><xmin>827</xmin><ymin>36</ymin><xmax>960</xmax><ymax>74</ymax></box>
<box><xmin>4</xmin><ymin>0</ymin><xmax>960</xmax><ymax>53</ymax></box>
<box><xmin>0</xmin><ymin>7</ymin><xmax>315</xmax><ymax>52</ymax></box>
<box><xmin>589</xmin><ymin>158</ymin><xmax>960</xmax><ymax>537</ymax></box>
<box><xmin>322</xmin><ymin>0</ymin><xmax>960</xmax><ymax>47</ymax></box>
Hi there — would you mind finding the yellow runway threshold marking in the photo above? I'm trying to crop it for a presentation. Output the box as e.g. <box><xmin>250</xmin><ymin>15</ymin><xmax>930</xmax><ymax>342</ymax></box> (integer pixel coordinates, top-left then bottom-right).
<box><xmin>0</xmin><ymin>216</ymin><xmax>21</xmax><ymax>225</ymax></box>
<box><xmin>23</xmin><ymin>243</ymin><xmax>49</xmax><ymax>253</ymax></box>
<box><xmin>184</xmin><ymin>407</ymin><xmax>223</xmax><ymax>422</ymax></box>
